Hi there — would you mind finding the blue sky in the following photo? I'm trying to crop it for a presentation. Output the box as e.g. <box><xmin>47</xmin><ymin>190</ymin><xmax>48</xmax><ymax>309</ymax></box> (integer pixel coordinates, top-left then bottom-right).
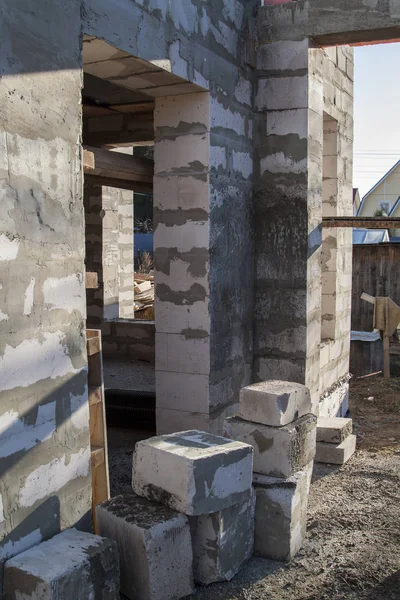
<box><xmin>354</xmin><ymin>43</ymin><xmax>400</xmax><ymax>198</ymax></box>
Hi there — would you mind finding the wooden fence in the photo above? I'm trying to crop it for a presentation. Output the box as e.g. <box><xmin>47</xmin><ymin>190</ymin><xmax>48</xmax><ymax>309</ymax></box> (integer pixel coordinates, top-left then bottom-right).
<box><xmin>351</xmin><ymin>243</ymin><xmax>400</xmax><ymax>332</ymax></box>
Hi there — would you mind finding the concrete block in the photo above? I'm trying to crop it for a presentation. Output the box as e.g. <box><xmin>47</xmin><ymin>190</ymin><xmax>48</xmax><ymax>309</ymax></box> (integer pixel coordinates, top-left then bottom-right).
<box><xmin>315</xmin><ymin>434</ymin><xmax>356</xmax><ymax>465</ymax></box>
<box><xmin>253</xmin><ymin>462</ymin><xmax>313</xmax><ymax>561</ymax></box>
<box><xmin>317</xmin><ymin>417</ymin><xmax>352</xmax><ymax>444</ymax></box>
<box><xmin>189</xmin><ymin>490</ymin><xmax>255</xmax><ymax>585</ymax></box>
<box><xmin>224</xmin><ymin>414</ymin><xmax>316</xmax><ymax>478</ymax></box>
<box><xmin>132</xmin><ymin>430</ymin><xmax>253</xmax><ymax>515</ymax></box>
<box><xmin>238</xmin><ymin>380</ymin><xmax>311</xmax><ymax>427</ymax></box>
<box><xmin>4</xmin><ymin>528</ymin><xmax>119</xmax><ymax>600</ymax></box>
<box><xmin>96</xmin><ymin>493</ymin><xmax>194</xmax><ymax>600</ymax></box>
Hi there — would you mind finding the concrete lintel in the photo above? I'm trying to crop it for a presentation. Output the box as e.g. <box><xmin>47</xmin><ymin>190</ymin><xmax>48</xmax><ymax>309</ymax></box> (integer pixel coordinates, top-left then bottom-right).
<box><xmin>258</xmin><ymin>0</ymin><xmax>400</xmax><ymax>46</ymax></box>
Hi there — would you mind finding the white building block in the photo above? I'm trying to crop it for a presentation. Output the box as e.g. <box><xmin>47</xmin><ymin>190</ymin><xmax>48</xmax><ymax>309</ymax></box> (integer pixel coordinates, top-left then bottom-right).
<box><xmin>238</xmin><ymin>380</ymin><xmax>311</xmax><ymax>427</ymax></box>
<box><xmin>253</xmin><ymin>462</ymin><xmax>313</xmax><ymax>561</ymax></box>
<box><xmin>317</xmin><ymin>417</ymin><xmax>352</xmax><ymax>444</ymax></box>
<box><xmin>132</xmin><ymin>430</ymin><xmax>253</xmax><ymax>515</ymax></box>
<box><xmin>4</xmin><ymin>529</ymin><xmax>119</xmax><ymax>600</ymax></box>
<box><xmin>315</xmin><ymin>434</ymin><xmax>356</xmax><ymax>465</ymax></box>
<box><xmin>189</xmin><ymin>489</ymin><xmax>255</xmax><ymax>584</ymax></box>
<box><xmin>96</xmin><ymin>493</ymin><xmax>194</xmax><ymax>600</ymax></box>
<box><xmin>224</xmin><ymin>414</ymin><xmax>316</xmax><ymax>478</ymax></box>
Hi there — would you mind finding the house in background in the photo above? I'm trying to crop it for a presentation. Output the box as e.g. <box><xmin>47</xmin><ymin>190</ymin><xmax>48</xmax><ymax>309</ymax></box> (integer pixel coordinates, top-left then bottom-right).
<box><xmin>357</xmin><ymin>159</ymin><xmax>400</xmax><ymax>239</ymax></box>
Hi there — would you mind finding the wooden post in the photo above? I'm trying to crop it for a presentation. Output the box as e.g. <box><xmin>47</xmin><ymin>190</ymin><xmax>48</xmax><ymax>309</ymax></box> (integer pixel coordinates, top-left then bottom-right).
<box><xmin>383</xmin><ymin>334</ymin><xmax>390</xmax><ymax>379</ymax></box>
<box><xmin>360</xmin><ymin>292</ymin><xmax>391</xmax><ymax>379</ymax></box>
<box><xmin>86</xmin><ymin>329</ymin><xmax>110</xmax><ymax>532</ymax></box>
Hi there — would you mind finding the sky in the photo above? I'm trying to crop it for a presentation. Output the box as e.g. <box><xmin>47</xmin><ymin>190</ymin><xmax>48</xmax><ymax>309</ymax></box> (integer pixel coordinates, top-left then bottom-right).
<box><xmin>354</xmin><ymin>43</ymin><xmax>400</xmax><ymax>199</ymax></box>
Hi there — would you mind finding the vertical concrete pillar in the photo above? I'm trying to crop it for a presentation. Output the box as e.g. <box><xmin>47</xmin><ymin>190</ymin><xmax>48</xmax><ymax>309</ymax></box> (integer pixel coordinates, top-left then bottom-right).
<box><xmin>154</xmin><ymin>93</ymin><xmax>211</xmax><ymax>433</ymax></box>
<box><xmin>254</xmin><ymin>39</ymin><xmax>324</xmax><ymax>413</ymax></box>
<box><xmin>321</xmin><ymin>115</ymin><xmax>339</xmax><ymax>341</ymax></box>
<box><xmin>118</xmin><ymin>189</ymin><xmax>135</xmax><ymax>320</ymax></box>
<box><xmin>102</xmin><ymin>186</ymin><xmax>120</xmax><ymax>320</ymax></box>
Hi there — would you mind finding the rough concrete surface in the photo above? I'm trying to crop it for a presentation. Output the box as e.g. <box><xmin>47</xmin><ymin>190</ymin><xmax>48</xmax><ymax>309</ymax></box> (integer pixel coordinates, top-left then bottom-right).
<box><xmin>4</xmin><ymin>528</ymin><xmax>119</xmax><ymax>600</ymax></box>
<box><xmin>132</xmin><ymin>430</ymin><xmax>253</xmax><ymax>515</ymax></box>
<box><xmin>316</xmin><ymin>434</ymin><xmax>357</xmax><ymax>465</ymax></box>
<box><xmin>253</xmin><ymin>462</ymin><xmax>313</xmax><ymax>561</ymax></box>
<box><xmin>97</xmin><ymin>493</ymin><xmax>194</xmax><ymax>600</ymax></box>
<box><xmin>317</xmin><ymin>416</ymin><xmax>353</xmax><ymax>444</ymax></box>
<box><xmin>238</xmin><ymin>381</ymin><xmax>311</xmax><ymax>427</ymax></box>
<box><xmin>224</xmin><ymin>414</ymin><xmax>316</xmax><ymax>478</ymax></box>
<box><xmin>189</xmin><ymin>490</ymin><xmax>255</xmax><ymax>585</ymax></box>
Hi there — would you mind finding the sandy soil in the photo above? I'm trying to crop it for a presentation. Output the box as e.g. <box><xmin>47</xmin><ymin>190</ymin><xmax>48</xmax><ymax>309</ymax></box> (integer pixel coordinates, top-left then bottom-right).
<box><xmin>111</xmin><ymin>375</ymin><xmax>400</xmax><ymax>600</ymax></box>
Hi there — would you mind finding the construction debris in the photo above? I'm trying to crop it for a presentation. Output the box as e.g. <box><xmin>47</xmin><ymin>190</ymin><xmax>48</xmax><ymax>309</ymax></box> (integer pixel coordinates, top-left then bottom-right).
<box><xmin>134</xmin><ymin>272</ymin><xmax>154</xmax><ymax>319</ymax></box>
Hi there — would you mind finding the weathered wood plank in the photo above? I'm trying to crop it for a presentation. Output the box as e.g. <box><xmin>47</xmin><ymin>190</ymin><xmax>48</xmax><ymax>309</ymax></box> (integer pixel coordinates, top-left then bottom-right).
<box><xmin>83</xmin><ymin>145</ymin><xmax>153</xmax><ymax>186</ymax></box>
<box><xmin>323</xmin><ymin>217</ymin><xmax>400</xmax><ymax>228</ymax></box>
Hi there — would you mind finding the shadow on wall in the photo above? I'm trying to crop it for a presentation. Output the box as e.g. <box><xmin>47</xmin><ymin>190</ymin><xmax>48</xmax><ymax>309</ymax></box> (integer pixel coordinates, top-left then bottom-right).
<box><xmin>0</xmin><ymin>371</ymin><xmax>92</xmax><ymax>582</ymax></box>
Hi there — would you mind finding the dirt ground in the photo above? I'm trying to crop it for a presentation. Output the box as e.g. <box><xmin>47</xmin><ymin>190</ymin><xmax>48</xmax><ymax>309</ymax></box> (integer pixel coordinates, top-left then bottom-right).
<box><xmin>111</xmin><ymin>375</ymin><xmax>400</xmax><ymax>600</ymax></box>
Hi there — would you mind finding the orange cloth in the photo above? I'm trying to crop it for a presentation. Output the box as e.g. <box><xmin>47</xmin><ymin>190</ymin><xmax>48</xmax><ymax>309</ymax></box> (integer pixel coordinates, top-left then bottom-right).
<box><xmin>373</xmin><ymin>297</ymin><xmax>400</xmax><ymax>337</ymax></box>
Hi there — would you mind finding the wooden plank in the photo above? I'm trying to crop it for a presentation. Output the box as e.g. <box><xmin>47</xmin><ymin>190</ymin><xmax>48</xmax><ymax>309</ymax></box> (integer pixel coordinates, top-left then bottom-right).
<box><xmin>83</xmin><ymin>145</ymin><xmax>153</xmax><ymax>184</ymax></box>
<box><xmin>83</xmin><ymin>104</ymin><xmax>117</xmax><ymax>117</ymax></box>
<box><xmin>110</xmin><ymin>101</ymin><xmax>155</xmax><ymax>114</ymax></box>
<box><xmin>323</xmin><ymin>216</ymin><xmax>400</xmax><ymax>228</ymax></box>
<box><xmin>86</xmin><ymin>271</ymin><xmax>98</xmax><ymax>289</ymax></box>
<box><xmin>87</xmin><ymin>335</ymin><xmax>101</xmax><ymax>357</ymax></box>
<box><xmin>88</xmin><ymin>386</ymin><xmax>102</xmax><ymax>406</ymax></box>
<box><xmin>84</xmin><ymin>174</ymin><xmax>153</xmax><ymax>194</ymax></box>
<box><xmin>84</xmin><ymin>113</ymin><xmax>154</xmax><ymax>147</ymax></box>
<box><xmin>383</xmin><ymin>335</ymin><xmax>390</xmax><ymax>379</ymax></box>
<box><xmin>361</xmin><ymin>292</ymin><xmax>376</xmax><ymax>305</ymax></box>
<box><xmin>352</xmin><ymin>244</ymin><xmax>400</xmax><ymax>332</ymax></box>
<box><xmin>91</xmin><ymin>446</ymin><xmax>105</xmax><ymax>470</ymax></box>
<box><xmin>86</xmin><ymin>328</ymin><xmax>110</xmax><ymax>531</ymax></box>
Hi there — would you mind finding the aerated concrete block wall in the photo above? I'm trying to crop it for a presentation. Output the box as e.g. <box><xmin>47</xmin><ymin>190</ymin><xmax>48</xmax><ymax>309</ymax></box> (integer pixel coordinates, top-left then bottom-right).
<box><xmin>253</xmin><ymin>37</ymin><xmax>324</xmax><ymax>413</ymax></box>
<box><xmin>254</xmin><ymin>36</ymin><xmax>353</xmax><ymax>416</ymax></box>
<box><xmin>0</xmin><ymin>2</ymin><xmax>254</xmax><ymax>588</ymax></box>
<box><xmin>0</xmin><ymin>0</ymin><xmax>91</xmax><ymax>589</ymax></box>
<box><xmin>319</xmin><ymin>47</ymin><xmax>353</xmax><ymax>416</ymax></box>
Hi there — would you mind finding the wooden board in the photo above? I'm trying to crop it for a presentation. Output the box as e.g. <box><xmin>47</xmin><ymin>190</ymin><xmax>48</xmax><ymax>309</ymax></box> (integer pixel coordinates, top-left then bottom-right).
<box><xmin>352</xmin><ymin>244</ymin><xmax>400</xmax><ymax>332</ymax></box>
<box><xmin>83</xmin><ymin>145</ymin><xmax>153</xmax><ymax>184</ymax></box>
<box><xmin>86</xmin><ymin>329</ymin><xmax>110</xmax><ymax>531</ymax></box>
<box><xmin>323</xmin><ymin>216</ymin><xmax>400</xmax><ymax>229</ymax></box>
<box><xmin>111</xmin><ymin>101</ymin><xmax>155</xmax><ymax>114</ymax></box>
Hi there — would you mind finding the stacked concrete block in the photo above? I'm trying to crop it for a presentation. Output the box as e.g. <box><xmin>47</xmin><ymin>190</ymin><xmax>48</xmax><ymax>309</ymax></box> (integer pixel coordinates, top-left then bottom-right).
<box><xmin>253</xmin><ymin>462</ymin><xmax>313</xmax><ymax>561</ymax></box>
<box><xmin>132</xmin><ymin>430</ymin><xmax>255</xmax><ymax>584</ymax></box>
<box><xmin>189</xmin><ymin>490</ymin><xmax>255</xmax><ymax>585</ymax></box>
<box><xmin>3</xmin><ymin>529</ymin><xmax>119</xmax><ymax>600</ymax></box>
<box><xmin>315</xmin><ymin>417</ymin><xmax>356</xmax><ymax>465</ymax></box>
<box><xmin>224</xmin><ymin>381</ymin><xmax>317</xmax><ymax>561</ymax></box>
<box><xmin>96</xmin><ymin>494</ymin><xmax>194</xmax><ymax>600</ymax></box>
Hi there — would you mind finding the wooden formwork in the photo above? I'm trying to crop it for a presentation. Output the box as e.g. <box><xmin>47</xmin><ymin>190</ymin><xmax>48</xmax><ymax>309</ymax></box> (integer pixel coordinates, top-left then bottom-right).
<box><xmin>86</xmin><ymin>329</ymin><xmax>110</xmax><ymax>531</ymax></box>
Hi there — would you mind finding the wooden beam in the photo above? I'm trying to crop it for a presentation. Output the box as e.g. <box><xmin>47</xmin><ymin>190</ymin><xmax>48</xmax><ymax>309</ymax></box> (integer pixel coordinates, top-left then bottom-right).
<box><xmin>323</xmin><ymin>217</ymin><xmax>400</xmax><ymax>229</ymax></box>
<box><xmin>361</xmin><ymin>292</ymin><xmax>376</xmax><ymax>305</ymax></box>
<box><xmin>83</xmin><ymin>146</ymin><xmax>153</xmax><ymax>191</ymax></box>
<box><xmin>83</xmin><ymin>113</ymin><xmax>154</xmax><ymax>146</ymax></box>
<box><xmin>110</xmin><ymin>101</ymin><xmax>155</xmax><ymax>114</ymax></box>
<box><xmin>84</xmin><ymin>174</ymin><xmax>152</xmax><ymax>194</ymax></box>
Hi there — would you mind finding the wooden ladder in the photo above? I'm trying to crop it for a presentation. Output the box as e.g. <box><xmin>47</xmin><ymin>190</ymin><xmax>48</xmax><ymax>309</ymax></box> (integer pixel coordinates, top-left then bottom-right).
<box><xmin>86</xmin><ymin>329</ymin><xmax>110</xmax><ymax>531</ymax></box>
